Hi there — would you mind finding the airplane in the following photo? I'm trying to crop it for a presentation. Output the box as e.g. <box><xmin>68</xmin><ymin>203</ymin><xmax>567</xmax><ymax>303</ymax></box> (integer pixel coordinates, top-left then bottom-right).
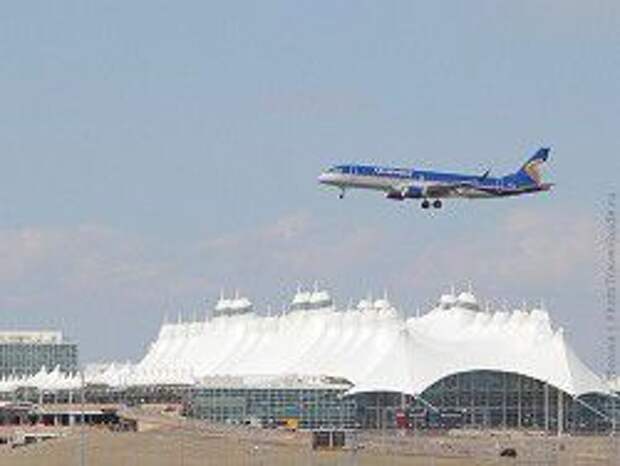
<box><xmin>318</xmin><ymin>147</ymin><xmax>553</xmax><ymax>209</ymax></box>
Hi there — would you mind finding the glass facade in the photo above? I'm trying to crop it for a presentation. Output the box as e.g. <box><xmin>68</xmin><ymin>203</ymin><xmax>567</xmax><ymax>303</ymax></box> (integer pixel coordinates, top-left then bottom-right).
<box><xmin>186</xmin><ymin>386</ymin><xmax>357</xmax><ymax>430</ymax></box>
<box><xmin>353</xmin><ymin>371</ymin><xmax>620</xmax><ymax>433</ymax></box>
<box><xmin>0</xmin><ymin>343</ymin><xmax>78</xmax><ymax>378</ymax></box>
<box><xmin>184</xmin><ymin>371</ymin><xmax>619</xmax><ymax>433</ymax></box>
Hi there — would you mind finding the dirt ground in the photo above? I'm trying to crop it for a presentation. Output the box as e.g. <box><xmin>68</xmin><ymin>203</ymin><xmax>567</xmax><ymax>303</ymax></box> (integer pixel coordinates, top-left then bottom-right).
<box><xmin>0</xmin><ymin>407</ymin><xmax>617</xmax><ymax>466</ymax></box>
<box><xmin>0</xmin><ymin>430</ymin><xmax>473</xmax><ymax>466</ymax></box>
<box><xmin>0</xmin><ymin>429</ymin><xmax>618</xmax><ymax>466</ymax></box>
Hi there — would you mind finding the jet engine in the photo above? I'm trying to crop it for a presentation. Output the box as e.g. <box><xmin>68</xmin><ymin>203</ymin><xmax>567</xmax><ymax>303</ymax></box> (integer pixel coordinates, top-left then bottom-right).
<box><xmin>386</xmin><ymin>191</ymin><xmax>405</xmax><ymax>201</ymax></box>
<box><xmin>386</xmin><ymin>186</ymin><xmax>424</xmax><ymax>200</ymax></box>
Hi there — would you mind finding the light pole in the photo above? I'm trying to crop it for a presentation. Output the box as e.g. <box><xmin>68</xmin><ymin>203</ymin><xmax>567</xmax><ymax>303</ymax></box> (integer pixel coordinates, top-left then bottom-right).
<box><xmin>79</xmin><ymin>368</ymin><xmax>86</xmax><ymax>466</ymax></box>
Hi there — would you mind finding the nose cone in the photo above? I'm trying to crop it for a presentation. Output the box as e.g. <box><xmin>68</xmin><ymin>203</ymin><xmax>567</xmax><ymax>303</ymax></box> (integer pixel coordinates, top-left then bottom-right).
<box><xmin>318</xmin><ymin>171</ymin><xmax>340</xmax><ymax>186</ymax></box>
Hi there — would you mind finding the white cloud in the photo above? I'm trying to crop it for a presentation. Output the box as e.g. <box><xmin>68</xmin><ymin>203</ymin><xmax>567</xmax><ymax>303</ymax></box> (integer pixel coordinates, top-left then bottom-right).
<box><xmin>197</xmin><ymin>211</ymin><xmax>387</xmax><ymax>279</ymax></box>
<box><xmin>393</xmin><ymin>207</ymin><xmax>596</xmax><ymax>295</ymax></box>
<box><xmin>0</xmin><ymin>225</ymin><xmax>157</xmax><ymax>292</ymax></box>
<box><xmin>496</xmin><ymin>209</ymin><xmax>594</xmax><ymax>282</ymax></box>
<box><xmin>0</xmin><ymin>207</ymin><xmax>600</xmax><ymax>361</ymax></box>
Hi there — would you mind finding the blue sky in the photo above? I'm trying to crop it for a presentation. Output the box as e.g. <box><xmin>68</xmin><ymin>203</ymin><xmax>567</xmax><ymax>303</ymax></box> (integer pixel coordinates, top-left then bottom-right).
<box><xmin>0</xmin><ymin>1</ymin><xmax>618</xmax><ymax>368</ymax></box>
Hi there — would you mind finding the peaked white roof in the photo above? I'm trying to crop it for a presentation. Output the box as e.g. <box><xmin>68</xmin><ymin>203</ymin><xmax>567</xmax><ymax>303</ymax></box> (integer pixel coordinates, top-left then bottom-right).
<box><xmin>132</xmin><ymin>291</ymin><xmax>608</xmax><ymax>396</ymax></box>
<box><xmin>1</xmin><ymin>291</ymin><xmax>607</xmax><ymax>396</ymax></box>
<box><xmin>0</xmin><ymin>366</ymin><xmax>81</xmax><ymax>392</ymax></box>
<box><xmin>292</xmin><ymin>291</ymin><xmax>312</xmax><ymax>305</ymax></box>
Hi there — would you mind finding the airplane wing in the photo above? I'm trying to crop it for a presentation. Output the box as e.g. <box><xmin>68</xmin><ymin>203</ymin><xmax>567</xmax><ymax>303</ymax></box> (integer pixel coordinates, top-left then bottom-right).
<box><xmin>425</xmin><ymin>182</ymin><xmax>479</xmax><ymax>197</ymax></box>
<box><xmin>424</xmin><ymin>181</ymin><xmax>511</xmax><ymax>198</ymax></box>
<box><xmin>386</xmin><ymin>180</ymin><xmax>525</xmax><ymax>199</ymax></box>
<box><xmin>425</xmin><ymin>181</ymin><xmax>544</xmax><ymax>197</ymax></box>
<box><xmin>385</xmin><ymin>181</ymin><xmax>485</xmax><ymax>199</ymax></box>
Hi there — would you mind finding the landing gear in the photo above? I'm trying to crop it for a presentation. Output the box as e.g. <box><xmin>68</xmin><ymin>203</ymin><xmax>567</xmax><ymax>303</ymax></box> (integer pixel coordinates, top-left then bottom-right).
<box><xmin>421</xmin><ymin>199</ymin><xmax>442</xmax><ymax>209</ymax></box>
<box><xmin>338</xmin><ymin>189</ymin><xmax>345</xmax><ymax>199</ymax></box>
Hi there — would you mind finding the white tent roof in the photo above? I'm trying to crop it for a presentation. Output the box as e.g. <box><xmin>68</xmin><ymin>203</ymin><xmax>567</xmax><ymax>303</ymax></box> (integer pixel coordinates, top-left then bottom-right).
<box><xmin>0</xmin><ymin>366</ymin><xmax>81</xmax><ymax>392</ymax></box>
<box><xmin>0</xmin><ymin>291</ymin><xmax>608</xmax><ymax>396</ymax></box>
<box><xmin>133</xmin><ymin>292</ymin><xmax>608</xmax><ymax>396</ymax></box>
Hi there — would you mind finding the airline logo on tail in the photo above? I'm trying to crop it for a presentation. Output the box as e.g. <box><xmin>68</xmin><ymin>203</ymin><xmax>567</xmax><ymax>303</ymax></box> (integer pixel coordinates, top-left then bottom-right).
<box><xmin>521</xmin><ymin>148</ymin><xmax>550</xmax><ymax>186</ymax></box>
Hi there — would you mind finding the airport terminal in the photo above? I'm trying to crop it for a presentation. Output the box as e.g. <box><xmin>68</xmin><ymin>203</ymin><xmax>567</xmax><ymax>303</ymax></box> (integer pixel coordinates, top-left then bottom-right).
<box><xmin>0</xmin><ymin>287</ymin><xmax>617</xmax><ymax>438</ymax></box>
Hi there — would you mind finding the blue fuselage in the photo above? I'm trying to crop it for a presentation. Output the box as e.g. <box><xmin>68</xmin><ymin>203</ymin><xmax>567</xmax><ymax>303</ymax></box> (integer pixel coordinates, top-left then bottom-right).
<box><xmin>318</xmin><ymin>164</ymin><xmax>550</xmax><ymax>199</ymax></box>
